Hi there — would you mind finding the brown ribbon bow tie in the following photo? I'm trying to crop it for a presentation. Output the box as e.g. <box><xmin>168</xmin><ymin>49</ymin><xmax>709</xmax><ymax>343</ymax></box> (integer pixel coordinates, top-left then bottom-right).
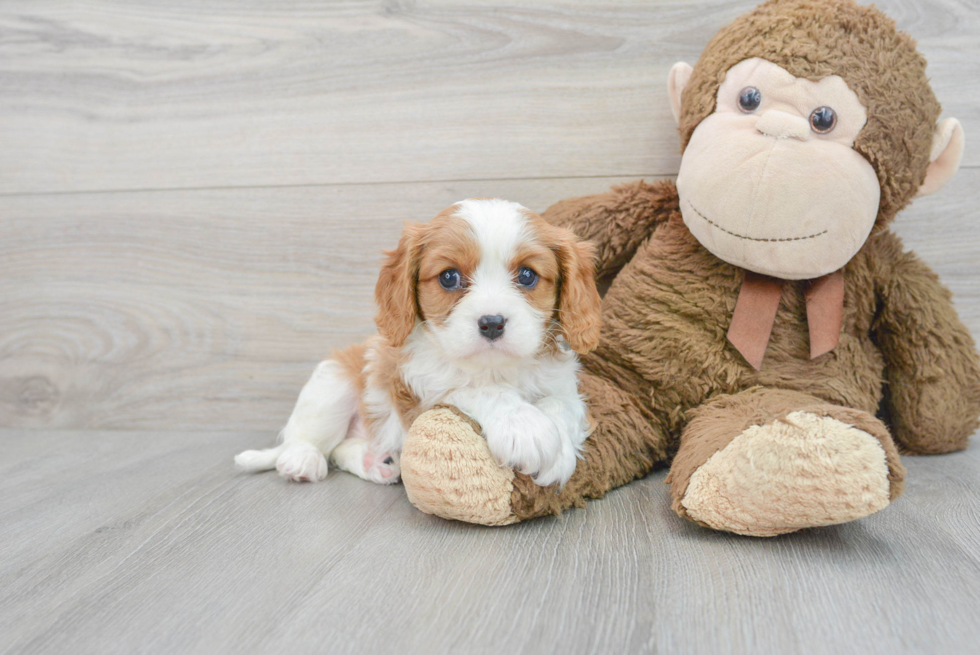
<box><xmin>727</xmin><ymin>270</ymin><xmax>844</xmax><ymax>370</ymax></box>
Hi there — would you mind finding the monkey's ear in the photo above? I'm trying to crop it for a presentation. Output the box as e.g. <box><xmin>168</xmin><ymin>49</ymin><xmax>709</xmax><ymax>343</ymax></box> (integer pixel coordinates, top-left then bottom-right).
<box><xmin>917</xmin><ymin>118</ymin><xmax>965</xmax><ymax>197</ymax></box>
<box><xmin>668</xmin><ymin>62</ymin><xmax>693</xmax><ymax>125</ymax></box>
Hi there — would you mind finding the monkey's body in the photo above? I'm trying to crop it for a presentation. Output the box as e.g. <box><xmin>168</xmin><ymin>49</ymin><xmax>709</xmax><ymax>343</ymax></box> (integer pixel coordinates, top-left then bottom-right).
<box><xmin>541</xmin><ymin>180</ymin><xmax>978</xmax><ymax>533</ymax></box>
<box><xmin>396</xmin><ymin>0</ymin><xmax>980</xmax><ymax>535</ymax></box>
<box><xmin>586</xmin><ymin>181</ymin><xmax>887</xmax><ymax>426</ymax></box>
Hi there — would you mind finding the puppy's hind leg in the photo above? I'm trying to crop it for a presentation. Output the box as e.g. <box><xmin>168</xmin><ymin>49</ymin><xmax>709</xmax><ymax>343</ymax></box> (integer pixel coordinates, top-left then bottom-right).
<box><xmin>275</xmin><ymin>359</ymin><xmax>361</xmax><ymax>482</ymax></box>
<box><xmin>234</xmin><ymin>356</ymin><xmax>361</xmax><ymax>482</ymax></box>
<box><xmin>331</xmin><ymin>427</ymin><xmax>401</xmax><ymax>485</ymax></box>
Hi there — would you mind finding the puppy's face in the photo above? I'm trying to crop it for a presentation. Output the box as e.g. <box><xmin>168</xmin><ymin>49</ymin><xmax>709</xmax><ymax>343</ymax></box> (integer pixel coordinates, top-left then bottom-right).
<box><xmin>375</xmin><ymin>199</ymin><xmax>601</xmax><ymax>365</ymax></box>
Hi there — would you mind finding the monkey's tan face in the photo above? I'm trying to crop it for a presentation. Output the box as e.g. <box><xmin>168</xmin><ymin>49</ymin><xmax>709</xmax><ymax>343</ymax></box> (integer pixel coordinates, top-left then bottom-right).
<box><xmin>676</xmin><ymin>58</ymin><xmax>880</xmax><ymax>280</ymax></box>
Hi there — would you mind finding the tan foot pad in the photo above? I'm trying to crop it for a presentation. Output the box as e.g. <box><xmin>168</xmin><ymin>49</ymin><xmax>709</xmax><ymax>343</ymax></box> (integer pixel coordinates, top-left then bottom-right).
<box><xmin>682</xmin><ymin>411</ymin><xmax>892</xmax><ymax>537</ymax></box>
<box><xmin>401</xmin><ymin>407</ymin><xmax>519</xmax><ymax>526</ymax></box>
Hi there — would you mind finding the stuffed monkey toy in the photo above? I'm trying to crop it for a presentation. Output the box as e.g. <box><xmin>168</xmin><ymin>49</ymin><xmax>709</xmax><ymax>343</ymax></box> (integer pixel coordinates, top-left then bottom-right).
<box><xmin>397</xmin><ymin>0</ymin><xmax>980</xmax><ymax>536</ymax></box>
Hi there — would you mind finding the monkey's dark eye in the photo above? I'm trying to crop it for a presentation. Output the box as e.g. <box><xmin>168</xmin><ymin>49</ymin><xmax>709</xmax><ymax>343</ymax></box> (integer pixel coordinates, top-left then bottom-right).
<box><xmin>516</xmin><ymin>266</ymin><xmax>538</xmax><ymax>289</ymax></box>
<box><xmin>438</xmin><ymin>269</ymin><xmax>462</xmax><ymax>290</ymax></box>
<box><xmin>809</xmin><ymin>106</ymin><xmax>837</xmax><ymax>133</ymax></box>
<box><xmin>738</xmin><ymin>87</ymin><xmax>762</xmax><ymax>113</ymax></box>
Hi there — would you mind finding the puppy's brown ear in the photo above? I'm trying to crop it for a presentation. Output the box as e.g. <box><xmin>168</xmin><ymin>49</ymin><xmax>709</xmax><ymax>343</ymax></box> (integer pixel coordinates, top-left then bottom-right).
<box><xmin>375</xmin><ymin>223</ymin><xmax>424</xmax><ymax>347</ymax></box>
<box><xmin>556</xmin><ymin>232</ymin><xmax>602</xmax><ymax>353</ymax></box>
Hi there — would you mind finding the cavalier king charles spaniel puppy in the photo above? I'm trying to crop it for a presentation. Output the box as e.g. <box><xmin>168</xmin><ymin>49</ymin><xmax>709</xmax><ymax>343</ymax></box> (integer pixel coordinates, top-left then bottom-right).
<box><xmin>235</xmin><ymin>198</ymin><xmax>601</xmax><ymax>487</ymax></box>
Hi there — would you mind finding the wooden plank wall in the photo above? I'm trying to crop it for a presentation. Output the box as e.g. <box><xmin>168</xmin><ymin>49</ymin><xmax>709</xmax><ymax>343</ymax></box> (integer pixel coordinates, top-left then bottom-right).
<box><xmin>2</xmin><ymin>0</ymin><xmax>978</xmax><ymax>431</ymax></box>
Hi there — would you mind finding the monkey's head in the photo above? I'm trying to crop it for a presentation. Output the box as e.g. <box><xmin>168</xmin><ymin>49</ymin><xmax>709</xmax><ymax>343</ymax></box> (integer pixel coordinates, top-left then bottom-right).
<box><xmin>670</xmin><ymin>0</ymin><xmax>964</xmax><ymax>280</ymax></box>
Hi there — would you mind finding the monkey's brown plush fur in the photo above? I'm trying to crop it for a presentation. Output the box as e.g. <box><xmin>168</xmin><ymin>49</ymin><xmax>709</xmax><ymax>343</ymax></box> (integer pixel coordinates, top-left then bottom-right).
<box><xmin>399</xmin><ymin>0</ymin><xmax>980</xmax><ymax>535</ymax></box>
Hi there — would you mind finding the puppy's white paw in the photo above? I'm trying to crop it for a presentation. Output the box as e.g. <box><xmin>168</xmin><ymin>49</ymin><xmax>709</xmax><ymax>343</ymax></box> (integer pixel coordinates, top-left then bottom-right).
<box><xmin>484</xmin><ymin>404</ymin><xmax>561</xmax><ymax>479</ymax></box>
<box><xmin>529</xmin><ymin>397</ymin><xmax>586</xmax><ymax>487</ymax></box>
<box><xmin>362</xmin><ymin>450</ymin><xmax>401</xmax><ymax>485</ymax></box>
<box><xmin>532</xmin><ymin>441</ymin><xmax>578</xmax><ymax>488</ymax></box>
<box><xmin>276</xmin><ymin>442</ymin><xmax>328</xmax><ymax>482</ymax></box>
<box><xmin>330</xmin><ymin>438</ymin><xmax>401</xmax><ymax>485</ymax></box>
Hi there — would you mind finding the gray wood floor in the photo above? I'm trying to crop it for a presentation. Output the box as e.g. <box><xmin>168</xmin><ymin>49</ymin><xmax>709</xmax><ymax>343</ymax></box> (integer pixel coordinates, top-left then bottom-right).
<box><xmin>2</xmin><ymin>430</ymin><xmax>979</xmax><ymax>655</ymax></box>
<box><xmin>2</xmin><ymin>1</ymin><xmax>979</xmax><ymax>654</ymax></box>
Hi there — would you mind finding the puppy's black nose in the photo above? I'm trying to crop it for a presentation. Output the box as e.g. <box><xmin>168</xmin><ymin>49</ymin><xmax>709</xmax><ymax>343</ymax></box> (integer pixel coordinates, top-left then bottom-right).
<box><xmin>478</xmin><ymin>315</ymin><xmax>506</xmax><ymax>341</ymax></box>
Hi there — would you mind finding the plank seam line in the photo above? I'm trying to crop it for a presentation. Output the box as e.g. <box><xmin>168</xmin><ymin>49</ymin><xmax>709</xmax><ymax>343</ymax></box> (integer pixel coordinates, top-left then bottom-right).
<box><xmin>2</xmin><ymin>163</ymin><xmax>976</xmax><ymax>198</ymax></box>
<box><xmin>0</xmin><ymin>173</ymin><xmax>684</xmax><ymax>198</ymax></box>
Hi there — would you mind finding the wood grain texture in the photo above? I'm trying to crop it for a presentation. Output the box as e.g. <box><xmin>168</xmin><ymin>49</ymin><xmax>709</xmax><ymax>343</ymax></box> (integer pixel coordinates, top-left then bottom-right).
<box><xmin>1</xmin><ymin>0</ymin><xmax>978</xmax><ymax>431</ymax></box>
<box><xmin>2</xmin><ymin>3</ymin><xmax>978</xmax><ymax>654</ymax></box>
<box><xmin>2</xmin><ymin>171</ymin><xmax>978</xmax><ymax>431</ymax></box>
<box><xmin>1</xmin><ymin>428</ymin><xmax>979</xmax><ymax>655</ymax></box>
<box><xmin>0</xmin><ymin>0</ymin><xmax>977</xmax><ymax>195</ymax></box>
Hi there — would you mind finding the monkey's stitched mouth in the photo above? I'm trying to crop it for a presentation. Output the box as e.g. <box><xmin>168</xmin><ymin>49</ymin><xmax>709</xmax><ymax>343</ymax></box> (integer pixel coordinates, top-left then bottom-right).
<box><xmin>686</xmin><ymin>200</ymin><xmax>828</xmax><ymax>243</ymax></box>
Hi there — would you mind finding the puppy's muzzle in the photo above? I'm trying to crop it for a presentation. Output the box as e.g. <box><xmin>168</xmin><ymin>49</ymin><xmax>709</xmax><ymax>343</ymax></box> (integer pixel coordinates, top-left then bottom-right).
<box><xmin>478</xmin><ymin>315</ymin><xmax>506</xmax><ymax>341</ymax></box>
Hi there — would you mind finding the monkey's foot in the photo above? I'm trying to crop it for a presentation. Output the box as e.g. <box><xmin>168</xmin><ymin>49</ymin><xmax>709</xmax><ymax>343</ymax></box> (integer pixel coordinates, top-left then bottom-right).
<box><xmin>670</xmin><ymin>400</ymin><xmax>905</xmax><ymax>537</ymax></box>
<box><xmin>401</xmin><ymin>407</ymin><xmax>521</xmax><ymax>526</ymax></box>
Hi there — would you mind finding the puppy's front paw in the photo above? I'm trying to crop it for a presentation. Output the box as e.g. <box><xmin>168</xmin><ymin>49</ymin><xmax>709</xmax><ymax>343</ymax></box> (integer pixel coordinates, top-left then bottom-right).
<box><xmin>531</xmin><ymin>443</ymin><xmax>578</xmax><ymax>488</ymax></box>
<box><xmin>484</xmin><ymin>404</ymin><xmax>561</xmax><ymax>480</ymax></box>
<box><xmin>276</xmin><ymin>442</ymin><xmax>328</xmax><ymax>482</ymax></box>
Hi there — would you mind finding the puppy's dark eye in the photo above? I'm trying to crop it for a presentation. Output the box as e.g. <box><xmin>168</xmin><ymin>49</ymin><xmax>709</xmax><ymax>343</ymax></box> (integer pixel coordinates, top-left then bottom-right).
<box><xmin>516</xmin><ymin>266</ymin><xmax>538</xmax><ymax>289</ymax></box>
<box><xmin>738</xmin><ymin>86</ymin><xmax>762</xmax><ymax>113</ymax></box>
<box><xmin>438</xmin><ymin>269</ymin><xmax>462</xmax><ymax>290</ymax></box>
<box><xmin>809</xmin><ymin>106</ymin><xmax>837</xmax><ymax>133</ymax></box>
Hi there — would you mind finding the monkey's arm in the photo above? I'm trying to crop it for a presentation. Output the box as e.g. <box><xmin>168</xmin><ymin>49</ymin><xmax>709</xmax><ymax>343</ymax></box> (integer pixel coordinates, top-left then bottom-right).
<box><xmin>542</xmin><ymin>179</ymin><xmax>679</xmax><ymax>279</ymax></box>
<box><xmin>872</xmin><ymin>236</ymin><xmax>980</xmax><ymax>454</ymax></box>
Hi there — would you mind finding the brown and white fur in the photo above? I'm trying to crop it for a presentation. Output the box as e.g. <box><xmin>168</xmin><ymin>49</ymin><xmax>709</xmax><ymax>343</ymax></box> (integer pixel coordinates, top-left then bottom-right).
<box><xmin>234</xmin><ymin>198</ymin><xmax>602</xmax><ymax>487</ymax></box>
